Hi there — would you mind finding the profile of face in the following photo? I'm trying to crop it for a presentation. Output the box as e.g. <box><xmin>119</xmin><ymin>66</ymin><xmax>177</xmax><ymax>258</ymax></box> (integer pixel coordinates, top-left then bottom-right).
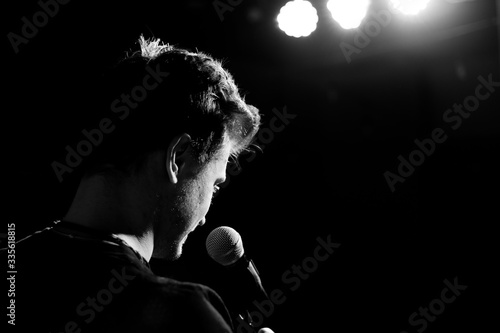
<box><xmin>151</xmin><ymin>133</ymin><xmax>231</xmax><ymax>261</ymax></box>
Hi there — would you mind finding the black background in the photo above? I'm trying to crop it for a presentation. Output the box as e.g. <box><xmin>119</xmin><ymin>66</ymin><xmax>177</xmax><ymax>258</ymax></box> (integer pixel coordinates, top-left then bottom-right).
<box><xmin>3</xmin><ymin>0</ymin><xmax>499</xmax><ymax>332</ymax></box>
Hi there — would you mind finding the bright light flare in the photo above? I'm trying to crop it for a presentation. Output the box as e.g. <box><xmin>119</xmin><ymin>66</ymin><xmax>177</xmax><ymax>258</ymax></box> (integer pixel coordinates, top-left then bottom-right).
<box><xmin>277</xmin><ymin>0</ymin><xmax>318</xmax><ymax>38</ymax></box>
<box><xmin>327</xmin><ymin>0</ymin><xmax>371</xmax><ymax>30</ymax></box>
<box><xmin>389</xmin><ymin>0</ymin><xmax>431</xmax><ymax>15</ymax></box>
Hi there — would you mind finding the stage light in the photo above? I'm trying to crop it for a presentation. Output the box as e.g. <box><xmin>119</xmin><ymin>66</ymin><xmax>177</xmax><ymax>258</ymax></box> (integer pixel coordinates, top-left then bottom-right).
<box><xmin>327</xmin><ymin>0</ymin><xmax>371</xmax><ymax>30</ymax></box>
<box><xmin>389</xmin><ymin>0</ymin><xmax>431</xmax><ymax>15</ymax></box>
<box><xmin>277</xmin><ymin>0</ymin><xmax>318</xmax><ymax>38</ymax></box>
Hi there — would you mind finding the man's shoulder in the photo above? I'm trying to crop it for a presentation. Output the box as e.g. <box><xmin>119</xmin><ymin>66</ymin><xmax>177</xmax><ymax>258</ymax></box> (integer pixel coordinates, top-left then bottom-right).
<box><xmin>143</xmin><ymin>275</ymin><xmax>230</xmax><ymax>313</ymax></box>
<box><xmin>150</xmin><ymin>274</ymin><xmax>218</xmax><ymax>297</ymax></box>
<box><xmin>5</xmin><ymin>223</ymin><xmax>234</xmax><ymax>332</ymax></box>
<box><xmin>124</xmin><ymin>273</ymin><xmax>233</xmax><ymax>332</ymax></box>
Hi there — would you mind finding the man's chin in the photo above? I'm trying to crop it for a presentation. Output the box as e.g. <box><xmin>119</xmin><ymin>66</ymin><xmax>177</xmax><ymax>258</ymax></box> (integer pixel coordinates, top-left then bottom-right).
<box><xmin>152</xmin><ymin>231</ymin><xmax>191</xmax><ymax>261</ymax></box>
<box><xmin>152</xmin><ymin>248</ymin><xmax>181</xmax><ymax>262</ymax></box>
<box><xmin>153</xmin><ymin>239</ymin><xmax>186</xmax><ymax>261</ymax></box>
<box><xmin>169</xmin><ymin>245</ymin><xmax>184</xmax><ymax>261</ymax></box>
<box><xmin>164</xmin><ymin>253</ymin><xmax>182</xmax><ymax>262</ymax></box>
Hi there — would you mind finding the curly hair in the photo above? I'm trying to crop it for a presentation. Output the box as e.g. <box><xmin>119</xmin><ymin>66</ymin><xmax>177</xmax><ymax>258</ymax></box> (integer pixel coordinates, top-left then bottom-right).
<box><xmin>84</xmin><ymin>35</ymin><xmax>261</xmax><ymax>176</ymax></box>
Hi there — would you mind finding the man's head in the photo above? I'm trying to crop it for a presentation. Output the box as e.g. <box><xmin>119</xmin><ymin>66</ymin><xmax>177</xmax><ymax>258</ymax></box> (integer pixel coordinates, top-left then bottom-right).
<box><xmin>81</xmin><ymin>36</ymin><xmax>260</xmax><ymax>260</ymax></box>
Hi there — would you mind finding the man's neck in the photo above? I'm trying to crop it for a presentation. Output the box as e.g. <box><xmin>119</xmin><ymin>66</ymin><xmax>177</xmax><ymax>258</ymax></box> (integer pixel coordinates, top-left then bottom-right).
<box><xmin>112</xmin><ymin>232</ymin><xmax>154</xmax><ymax>262</ymax></box>
<box><xmin>63</xmin><ymin>175</ymin><xmax>154</xmax><ymax>262</ymax></box>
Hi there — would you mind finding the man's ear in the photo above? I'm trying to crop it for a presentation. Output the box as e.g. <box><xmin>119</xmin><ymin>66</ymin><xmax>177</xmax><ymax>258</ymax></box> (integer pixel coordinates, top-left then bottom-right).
<box><xmin>166</xmin><ymin>133</ymin><xmax>192</xmax><ymax>184</ymax></box>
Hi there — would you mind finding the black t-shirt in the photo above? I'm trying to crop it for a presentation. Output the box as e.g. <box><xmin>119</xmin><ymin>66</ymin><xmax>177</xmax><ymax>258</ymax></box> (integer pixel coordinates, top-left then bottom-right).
<box><xmin>6</xmin><ymin>221</ymin><xmax>234</xmax><ymax>332</ymax></box>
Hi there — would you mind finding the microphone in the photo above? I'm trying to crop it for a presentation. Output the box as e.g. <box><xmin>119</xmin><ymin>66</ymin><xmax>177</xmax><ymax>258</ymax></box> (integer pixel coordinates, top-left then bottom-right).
<box><xmin>206</xmin><ymin>226</ymin><xmax>269</xmax><ymax>325</ymax></box>
<box><xmin>206</xmin><ymin>226</ymin><xmax>245</xmax><ymax>266</ymax></box>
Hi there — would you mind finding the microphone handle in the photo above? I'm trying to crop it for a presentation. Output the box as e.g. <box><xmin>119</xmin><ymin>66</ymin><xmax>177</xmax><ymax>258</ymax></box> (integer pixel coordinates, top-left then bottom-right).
<box><xmin>224</xmin><ymin>254</ymin><xmax>269</xmax><ymax>325</ymax></box>
<box><xmin>246</xmin><ymin>258</ymin><xmax>268</xmax><ymax>300</ymax></box>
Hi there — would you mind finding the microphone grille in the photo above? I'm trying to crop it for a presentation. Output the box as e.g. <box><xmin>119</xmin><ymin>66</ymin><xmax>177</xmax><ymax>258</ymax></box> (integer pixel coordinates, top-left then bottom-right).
<box><xmin>206</xmin><ymin>226</ymin><xmax>245</xmax><ymax>266</ymax></box>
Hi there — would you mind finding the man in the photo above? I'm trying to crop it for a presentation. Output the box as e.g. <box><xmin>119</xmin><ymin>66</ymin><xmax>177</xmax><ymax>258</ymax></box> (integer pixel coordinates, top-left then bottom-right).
<box><xmin>7</xmin><ymin>36</ymin><xmax>272</xmax><ymax>332</ymax></box>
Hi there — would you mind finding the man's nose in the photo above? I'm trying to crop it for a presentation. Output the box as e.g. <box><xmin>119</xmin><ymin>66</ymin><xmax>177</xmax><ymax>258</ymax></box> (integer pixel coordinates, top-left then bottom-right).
<box><xmin>199</xmin><ymin>217</ymin><xmax>206</xmax><ymax>227</ymax></box>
